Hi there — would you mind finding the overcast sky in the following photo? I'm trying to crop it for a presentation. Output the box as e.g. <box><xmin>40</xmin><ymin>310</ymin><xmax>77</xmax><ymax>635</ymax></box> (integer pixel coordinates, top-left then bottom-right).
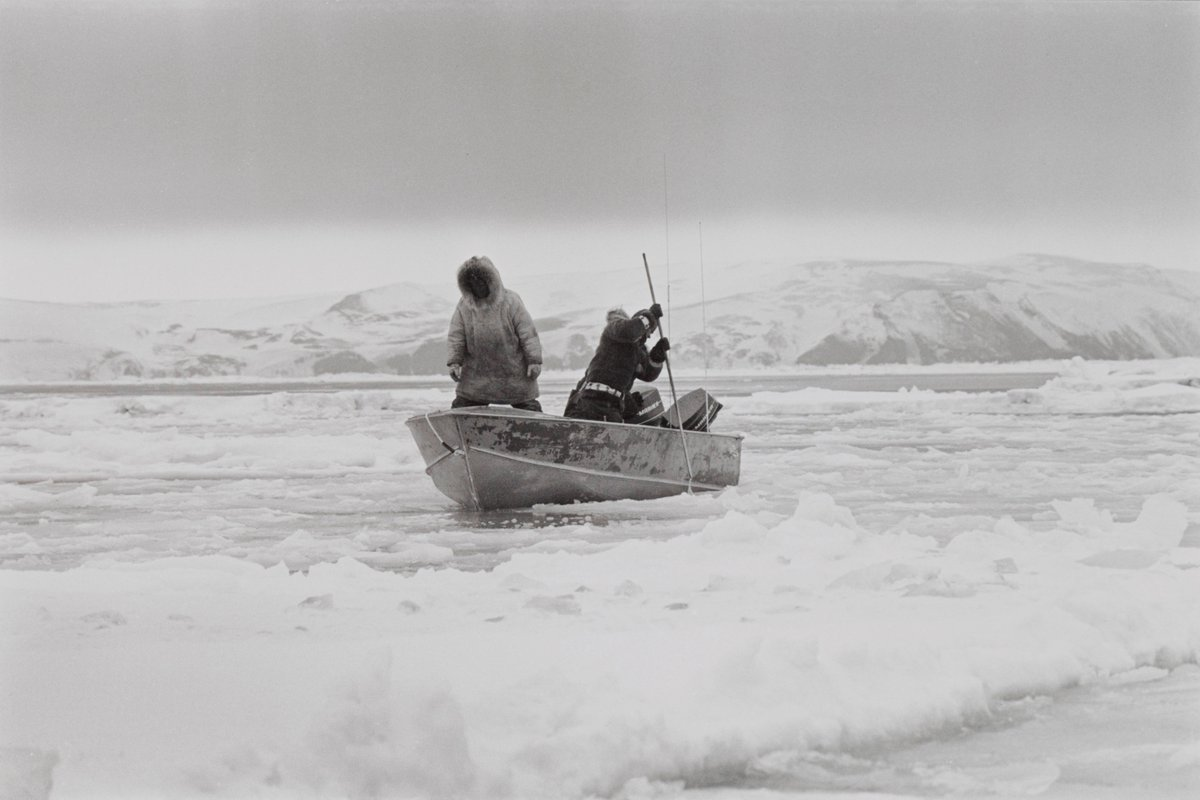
<box><xmin>1</xmin><ymin>0</ymin><xmax>1198</xmax><ymax>302</ymax></box>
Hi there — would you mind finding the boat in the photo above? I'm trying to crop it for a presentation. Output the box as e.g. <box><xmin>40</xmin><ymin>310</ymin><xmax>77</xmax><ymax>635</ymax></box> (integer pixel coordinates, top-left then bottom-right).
<box><xmin>405</xmin><ymin>396</ymin><xmax>742</xmax><ymax>510</ymax></box>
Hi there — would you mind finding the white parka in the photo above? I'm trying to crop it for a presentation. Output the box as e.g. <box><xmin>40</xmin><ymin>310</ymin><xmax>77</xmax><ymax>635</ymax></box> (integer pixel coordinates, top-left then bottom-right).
<box><xmin>446</xmin><ymin>256</ymin><xmax>542</xmax><ymax>403</ymax></box>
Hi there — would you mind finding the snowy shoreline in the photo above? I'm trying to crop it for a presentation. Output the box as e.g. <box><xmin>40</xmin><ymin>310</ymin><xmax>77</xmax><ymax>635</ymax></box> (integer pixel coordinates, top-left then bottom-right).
<box><xmin>3</xmin><ymin>356</ymin><xmax>1198</xmax><ymax>393</ymax></box>
<box><xmin>3</xmin><ymin>490</ymin><xmax>1197</xmax><ymax>798</ymax></box>
<box><xmin>0</xmin><ymin>356</ymin><xmax>1159</xmax><ymax>390</ymax></box>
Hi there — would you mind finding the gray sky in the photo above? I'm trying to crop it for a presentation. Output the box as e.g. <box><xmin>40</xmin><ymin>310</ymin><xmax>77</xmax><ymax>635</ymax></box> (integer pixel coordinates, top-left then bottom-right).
<box><xmin>1</xmin><ymin>0</ymin><xmax>1198</xmax><ymax>301</ymax></box>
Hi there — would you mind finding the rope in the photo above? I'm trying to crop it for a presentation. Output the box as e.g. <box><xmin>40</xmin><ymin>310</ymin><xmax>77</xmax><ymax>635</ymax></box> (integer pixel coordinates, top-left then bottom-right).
<box><xmin>425</xmin><ymin>412</ymin><xmax>456</xmax><ymax>454</ymax></box>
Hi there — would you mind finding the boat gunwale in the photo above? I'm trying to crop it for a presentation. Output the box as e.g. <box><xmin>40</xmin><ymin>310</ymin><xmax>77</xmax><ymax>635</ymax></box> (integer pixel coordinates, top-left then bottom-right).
<box><xmin>403</xmin><ymin>407</ymin><xmax>745</xmax><ymax>442</ymax></box>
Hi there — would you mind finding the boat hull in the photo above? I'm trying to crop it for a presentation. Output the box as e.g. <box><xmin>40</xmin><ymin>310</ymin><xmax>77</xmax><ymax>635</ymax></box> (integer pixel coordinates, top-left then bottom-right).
<box><xmin>405</xmin><ymin>408</ymin><xmax>742</xmax><ymax>510</ymax></box>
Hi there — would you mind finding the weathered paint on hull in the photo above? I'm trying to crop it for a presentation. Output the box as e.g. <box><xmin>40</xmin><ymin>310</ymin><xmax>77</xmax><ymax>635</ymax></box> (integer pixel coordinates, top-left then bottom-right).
<box><xmin>405</xmin><ymin>408</ymin><xmax>742</xmax><ymax>510</ymax></box>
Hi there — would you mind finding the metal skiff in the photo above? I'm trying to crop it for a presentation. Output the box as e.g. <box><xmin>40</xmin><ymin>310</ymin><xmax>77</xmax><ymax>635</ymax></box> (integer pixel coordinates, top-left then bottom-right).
<box><xmin>405</xmin><ymin>407</ymin><xmax>742</xmax><ymax>510</ymax></box>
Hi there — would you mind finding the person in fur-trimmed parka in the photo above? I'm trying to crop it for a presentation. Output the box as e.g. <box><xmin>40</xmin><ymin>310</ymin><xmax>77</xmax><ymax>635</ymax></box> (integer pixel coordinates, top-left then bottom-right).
<box><xmin>446</xmin><ymin>256</ymin><xmax>543</xmax><ymax>411</ymax></box>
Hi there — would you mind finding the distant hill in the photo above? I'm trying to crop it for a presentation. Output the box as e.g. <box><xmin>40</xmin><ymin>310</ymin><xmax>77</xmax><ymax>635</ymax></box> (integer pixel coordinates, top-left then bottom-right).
<box><xmin>2</xmin><ymin>254</ymin><xmax>1198</xmax><ymax>381</ymax></box>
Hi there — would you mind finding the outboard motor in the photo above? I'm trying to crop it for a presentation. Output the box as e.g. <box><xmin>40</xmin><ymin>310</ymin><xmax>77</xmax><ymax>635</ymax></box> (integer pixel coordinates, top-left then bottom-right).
<box><xmin>624</xmin><ymin>387</ymin><xmax>666</xmax><ymax>425</ymax></box>
<box><xmin>664</xmin><ymin>389</ymin><xmax>723</xmax><ymax>431</ymax></box>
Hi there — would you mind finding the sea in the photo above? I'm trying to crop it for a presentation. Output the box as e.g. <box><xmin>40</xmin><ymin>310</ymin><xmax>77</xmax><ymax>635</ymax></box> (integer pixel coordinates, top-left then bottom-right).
<box><xmin>1</xmin><ymin>365</ymin><xmax>1197</xmax><ymax>798</ymax></box>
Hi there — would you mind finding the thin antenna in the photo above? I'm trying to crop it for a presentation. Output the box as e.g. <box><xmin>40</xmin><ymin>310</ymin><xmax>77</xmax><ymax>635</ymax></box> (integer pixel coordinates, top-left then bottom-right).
<box><xmin>699</xmin><ymin>221</ymin><xmax>708</xmax><ymax>379</ymax></box>
<box><xmin>663</xmin><ymin>153</ymin><xmax>671</xmax><ymax>335</ymax></box>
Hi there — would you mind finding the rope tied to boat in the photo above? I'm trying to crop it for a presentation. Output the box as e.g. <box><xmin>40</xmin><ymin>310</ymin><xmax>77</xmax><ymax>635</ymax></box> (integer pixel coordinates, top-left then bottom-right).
<box><xmin>424</xmin><ymin>412</ymin><xmax>457</xmax><ymax>455</ymax></box>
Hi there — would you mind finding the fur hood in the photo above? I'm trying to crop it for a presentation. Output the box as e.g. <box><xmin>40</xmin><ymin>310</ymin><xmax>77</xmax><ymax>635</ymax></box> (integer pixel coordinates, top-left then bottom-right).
<box><xmin>456</xmin><ymin>256</ymin><xmax>504</xmax><ymax>307</ymax></box>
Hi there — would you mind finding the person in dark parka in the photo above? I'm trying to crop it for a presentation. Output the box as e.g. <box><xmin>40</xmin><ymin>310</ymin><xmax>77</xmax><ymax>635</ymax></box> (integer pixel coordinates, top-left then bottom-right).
<box><xmin>564</xmin><ymin>305</ymin><xmax>670</xmax><ymax>422</ymax></box>
<box><xmin>447</xmin><ymin>256</ymin><xmax>543</xmax><ymax>411</ymax></box>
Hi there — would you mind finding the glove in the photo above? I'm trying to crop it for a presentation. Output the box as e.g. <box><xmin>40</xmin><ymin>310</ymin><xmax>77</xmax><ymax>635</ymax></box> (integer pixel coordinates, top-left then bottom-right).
<box><xmin>448</xmin><ymin>364</ymin><xmax>462</xmax><ymax>382</ymax></box>
<box><xmin>527</xmin><ymin>363</ymin><xmax>542</xmax><ymax>379</ymax></box>
<box><xmin>649</xmin><ymin>337</ymin><xmax>670</xmax><ymax>363</ymax></box>
<box><xmin>649</xmin><ymin>303</ymin><xmax>663</xmax><ymax>320</ymax></box>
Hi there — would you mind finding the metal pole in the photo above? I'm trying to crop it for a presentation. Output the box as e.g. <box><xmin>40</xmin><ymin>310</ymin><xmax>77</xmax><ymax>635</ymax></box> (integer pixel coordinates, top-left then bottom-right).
<box><xmin>698</xmin><ymin>222</ymin><xmax>710</xmax><ymax>431</ymax></box>
<box><xmin>643</xmin><ymin>252</ymin><xmax>694</xmax><ymax>491</ymax></box>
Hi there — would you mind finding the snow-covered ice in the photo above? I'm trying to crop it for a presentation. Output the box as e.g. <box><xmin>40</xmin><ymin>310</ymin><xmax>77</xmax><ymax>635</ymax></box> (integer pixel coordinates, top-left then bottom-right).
<box><xmin>1</xmin><ymin>359</ymin><xmax>1198</xmax><ymax>798</ymax></box>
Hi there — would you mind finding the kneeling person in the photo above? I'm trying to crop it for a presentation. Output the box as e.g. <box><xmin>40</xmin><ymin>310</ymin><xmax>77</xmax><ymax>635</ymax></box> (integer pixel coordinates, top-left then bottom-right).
<box><xmin>564</xmin><ymin>305</ymin><xmax>670</xmax><ymax>423</ymax></box>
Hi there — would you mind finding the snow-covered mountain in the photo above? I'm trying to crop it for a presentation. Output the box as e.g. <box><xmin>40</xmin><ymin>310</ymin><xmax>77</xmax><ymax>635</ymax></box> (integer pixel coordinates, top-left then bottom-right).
<box><xmin>2</xmin><ymin>255</ymin><xmax>1198</xmax><ymax>381</ymax></box>
<box><xmin>654</xmin><ymin>255</ymin><xmax>1200</xmax><ymax>368</ymax></box>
